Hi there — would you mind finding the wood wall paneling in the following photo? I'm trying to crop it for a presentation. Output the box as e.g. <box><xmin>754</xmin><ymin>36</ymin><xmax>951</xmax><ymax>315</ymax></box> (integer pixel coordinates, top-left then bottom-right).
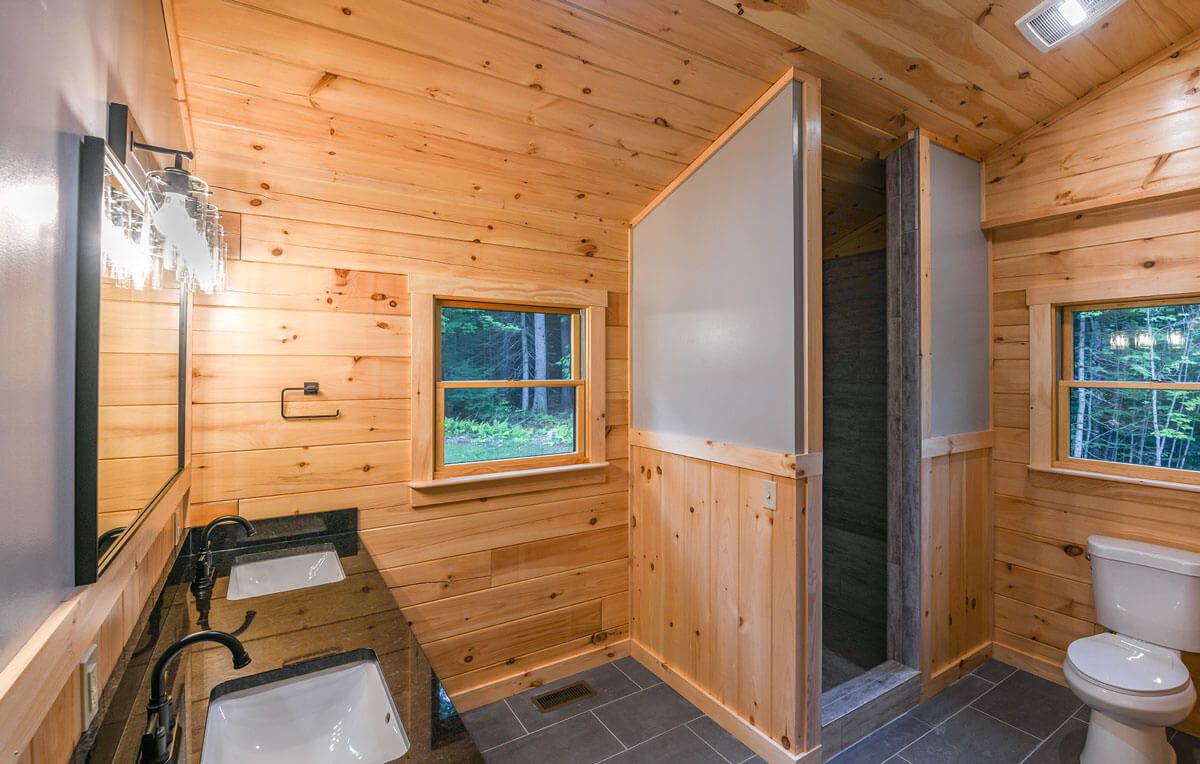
<box><xmin>182</xmin><ymin>203</ymin><xmax>632</xmax><ymax>707</ymax></box>
<box><xmin>2</xmin><ymin>474</ymin><xmax>190</xmax><ymax>761</ymax></box>
<box><xmin>987</xmin><ymin>193</ymin><xmax>1200</xmax><ymax>735</ymax></box>
<box><xmin>631</xmin><ymin>444</ymin><xmax>812</xmax><ymax>760</ymax></box>
<box><xmin>984</xmin><ymin>36</ymin><xmax>1200</xmax><ymax>228</ymax></box>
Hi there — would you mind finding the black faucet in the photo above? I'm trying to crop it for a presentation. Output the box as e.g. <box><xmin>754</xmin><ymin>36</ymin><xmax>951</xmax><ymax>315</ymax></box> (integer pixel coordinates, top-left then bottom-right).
<box><xmin>192</xmin><ymin>515</ymin><xmax>255</xmax><ymax>597</ymax></box>
<box><xmin>140</xmin><ymin>630</ymin><xmax>251</xmax><ymax>764</ymax></box>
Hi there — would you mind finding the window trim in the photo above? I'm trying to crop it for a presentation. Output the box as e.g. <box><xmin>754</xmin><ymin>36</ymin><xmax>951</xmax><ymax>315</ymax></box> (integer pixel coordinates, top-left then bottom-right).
<box><xmin>408</xmin><ymin>275</ymin><xmax>608</xmax><ymax>502</ymax></box>
<box><xmin>434</xmin><ymin>298</ymin><xmax>586</xmax><ymax>477</ymax></box>
<box><xmin>1029</xmin><ymin>287</ymin><xmax>1200</xmax><ymax>489</ymax></box>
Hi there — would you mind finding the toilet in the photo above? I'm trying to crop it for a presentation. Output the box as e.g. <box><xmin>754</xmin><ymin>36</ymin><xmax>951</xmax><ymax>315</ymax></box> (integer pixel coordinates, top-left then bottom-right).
<box><xmin>1065</xmin><ymin>536</ymin><xmax>1200</xmax><ymax>764</ymax></box>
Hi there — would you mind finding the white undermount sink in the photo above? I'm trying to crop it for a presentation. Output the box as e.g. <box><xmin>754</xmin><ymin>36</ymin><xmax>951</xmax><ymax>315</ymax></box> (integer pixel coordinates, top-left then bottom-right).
<box><xmin>226</xmin><ymin>544</ymin><xmax>345</xmax><ymax>601</ymax></box>
<box><xmin>201</xmin><ymin>651</ymin><xmax>409</xmax><ymax>763</ymax></box>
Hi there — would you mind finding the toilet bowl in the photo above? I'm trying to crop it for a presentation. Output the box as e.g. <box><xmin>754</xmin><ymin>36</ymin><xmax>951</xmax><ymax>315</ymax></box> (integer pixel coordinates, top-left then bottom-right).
<box><xmin>1064</xmin><ymin>633</ymin><xmax>1195</xmax><ymax>764</ymax></box>
<box><xmin>1066</xmin><ymin>537</ymin><xmax>1200</xmax><ymax>764</ymax></box>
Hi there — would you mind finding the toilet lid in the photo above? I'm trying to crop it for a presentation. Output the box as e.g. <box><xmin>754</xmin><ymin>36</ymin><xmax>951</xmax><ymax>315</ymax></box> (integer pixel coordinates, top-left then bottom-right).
<box><xmin>1067</xmin><ymin>633</ymin><xmax>1191</xmax><ymax>695</ymax></box>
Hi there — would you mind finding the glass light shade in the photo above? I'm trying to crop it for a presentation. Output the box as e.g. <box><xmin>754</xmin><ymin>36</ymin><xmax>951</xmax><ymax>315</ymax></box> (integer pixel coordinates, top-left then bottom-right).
<box><xmin>1133</xmin><ymin>331</ymin><xmax>1156</xmax><ymax>350</ymax></box>
<box><xmin>144</xmin><ymin>165</ymin><xmax>226</xmax><ymax>294</ymax></box>
<box><xmin>1109</xmin><ymin>331</ymin><xmax>1130</xmax><ymax>351</ymax></box>
<box><xmin>100</xmin><ymin>180</ymin><xmax>158</xmax><ymax>290</ymax></box>
<box><xmin>1167</xmin><ymin>329</ymin><xmax>1187</xmax><ymax>349</ymax></box>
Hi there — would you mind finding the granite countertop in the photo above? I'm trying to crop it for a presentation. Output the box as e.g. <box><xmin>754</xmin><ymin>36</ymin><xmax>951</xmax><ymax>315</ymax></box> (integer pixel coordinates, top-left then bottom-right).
<box><xmin>80</xmin><ymin>510</ymin><xmax>483</xmax><ymax>763</ymax></box>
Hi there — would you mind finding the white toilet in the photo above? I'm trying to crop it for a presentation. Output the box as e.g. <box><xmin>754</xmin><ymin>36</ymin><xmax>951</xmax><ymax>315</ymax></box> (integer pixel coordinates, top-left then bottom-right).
<box><xmin>1065</xmin><ymin>536</ymin><xmax>1200</xmax><ymax>764</ymax></box>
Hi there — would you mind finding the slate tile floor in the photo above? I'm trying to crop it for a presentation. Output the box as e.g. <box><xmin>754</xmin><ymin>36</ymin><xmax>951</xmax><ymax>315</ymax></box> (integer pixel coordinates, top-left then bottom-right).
<box><xmin>829</xmin><ymin>659</ymin><xmax>1200</xmax><ymax>764</ymax></box>
<box><xmin>463</xmin><ymin>656</ymin><xmax>1200</xmax><ymax>763</ymax></box>
<box><xmin>460</xmin><ymin>657</ymin><xmax>762</xmax><ymax>764</ymax></box>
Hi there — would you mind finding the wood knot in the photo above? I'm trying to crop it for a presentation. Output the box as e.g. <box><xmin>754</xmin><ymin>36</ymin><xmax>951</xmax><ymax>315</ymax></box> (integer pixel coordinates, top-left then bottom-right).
<box><xmin>1064</xmin><ymin>544</ymin><xmax>1084</xmax><ymax>557</ymax></box>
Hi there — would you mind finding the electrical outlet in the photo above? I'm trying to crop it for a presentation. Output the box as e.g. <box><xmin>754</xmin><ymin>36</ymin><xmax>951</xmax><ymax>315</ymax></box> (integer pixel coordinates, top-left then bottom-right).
<box><xmin>80</xmin><ymin>644</ymin><xmax>99</xmax><ymax>728</ymax></box>
<box><xmin>761</xmin><ymin>479</ymin><xmax>777</xmax><ymax>511</ymax></box>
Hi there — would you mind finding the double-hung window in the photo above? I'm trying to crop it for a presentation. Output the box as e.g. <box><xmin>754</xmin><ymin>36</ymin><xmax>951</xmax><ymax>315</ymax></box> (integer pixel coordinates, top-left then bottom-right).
<box><xmin>1056</xmin><ymin>297</ymin><xmax>1200</xmax><ymax>483</ymax></box>
<box><xmin>435</xmin><ymin>300</ymin><xmax>586</xmax><ymax>476</ymax></box>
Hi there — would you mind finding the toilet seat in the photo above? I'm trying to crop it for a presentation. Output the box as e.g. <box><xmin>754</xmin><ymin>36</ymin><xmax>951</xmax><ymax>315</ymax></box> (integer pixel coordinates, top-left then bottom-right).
<box><xmin>1067</xmin><ymin>633</ymin><xmax>1191</xmax><ymax>696</ymax></box>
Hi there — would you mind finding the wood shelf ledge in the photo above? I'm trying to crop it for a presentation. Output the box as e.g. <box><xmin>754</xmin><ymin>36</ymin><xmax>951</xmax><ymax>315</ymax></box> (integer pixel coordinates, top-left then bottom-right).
<box><xmin>1027</xmin><ymin>464</ymin><xmax>1200</xmax><ymax>496</ymax></box>
<box><xmin>408</xmin><ymin>462</ymin><xmax>610</xmax><ymax>507</ymax></box>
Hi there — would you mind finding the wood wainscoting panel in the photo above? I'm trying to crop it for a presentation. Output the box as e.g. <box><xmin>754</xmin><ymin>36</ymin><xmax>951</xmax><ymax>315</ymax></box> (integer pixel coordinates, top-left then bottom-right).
<box><xmin>631</xmin><ymin>443</ymin><xmax>816</xmax><ymax>760</ymax></box>
<box><xmin>920</xmin><ymin>444</ymin><xmax>994</xmax><ymax>694</ymax></box>
<box><xmin>988</xmin><ymin>194</ymin><xmax>1200</xmax><ymax>735</ymax></box>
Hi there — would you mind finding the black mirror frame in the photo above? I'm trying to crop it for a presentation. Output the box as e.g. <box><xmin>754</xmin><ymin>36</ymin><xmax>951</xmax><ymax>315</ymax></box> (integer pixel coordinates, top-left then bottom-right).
<box><xmin>74</xmin><ymin>135</ymin><xmax>188</xmax><ymax>585</ymax></box>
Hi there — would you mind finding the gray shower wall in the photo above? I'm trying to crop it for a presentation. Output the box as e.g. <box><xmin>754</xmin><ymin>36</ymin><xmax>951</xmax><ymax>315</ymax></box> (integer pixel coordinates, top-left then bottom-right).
<box><xmin>822</xmin><ymin>249</ymin><xmax>889</xmax><ymax>672</ymax></box>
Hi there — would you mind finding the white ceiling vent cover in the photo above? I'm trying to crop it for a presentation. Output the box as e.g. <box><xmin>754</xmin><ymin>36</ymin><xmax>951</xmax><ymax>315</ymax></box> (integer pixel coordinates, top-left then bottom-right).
<box><xmin>1016</xmin><ymin>0</ymin><xmax>1126</xmax><ymax>52</ymax></box>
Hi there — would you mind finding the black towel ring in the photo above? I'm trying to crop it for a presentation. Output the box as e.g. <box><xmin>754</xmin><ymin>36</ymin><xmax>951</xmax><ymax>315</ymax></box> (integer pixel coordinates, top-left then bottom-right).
<box><xmin>280</xmin><ymin>382</ymin><xmax>341</xmax><ymax>420</ymax></box>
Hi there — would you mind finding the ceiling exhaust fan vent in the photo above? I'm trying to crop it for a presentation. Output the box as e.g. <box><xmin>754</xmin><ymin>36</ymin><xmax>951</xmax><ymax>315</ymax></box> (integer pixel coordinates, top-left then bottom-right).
<box><xmin>1017</xmin><ymin>0</ymin><xmax>1126</xmax><ymax>52</ymax></box>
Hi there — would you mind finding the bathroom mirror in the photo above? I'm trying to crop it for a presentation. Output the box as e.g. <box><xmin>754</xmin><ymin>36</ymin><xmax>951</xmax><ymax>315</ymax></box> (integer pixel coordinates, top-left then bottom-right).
<box><xmin>75</xmin><ymin>135</ymin><xmax>186</xmax><ymax>585</ymax></box>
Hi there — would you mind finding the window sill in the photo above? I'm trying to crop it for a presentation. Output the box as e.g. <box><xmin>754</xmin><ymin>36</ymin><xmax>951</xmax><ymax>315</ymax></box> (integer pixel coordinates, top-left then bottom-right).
<box><xmin>409</xmin><ymin>461</ymin><xmax>610</xmax><ymax>507</ymax></box>
<box><xmin>1028</xmin><ymin>463</ymin><xmax>1200</xmax><ymax>495</ymax></box>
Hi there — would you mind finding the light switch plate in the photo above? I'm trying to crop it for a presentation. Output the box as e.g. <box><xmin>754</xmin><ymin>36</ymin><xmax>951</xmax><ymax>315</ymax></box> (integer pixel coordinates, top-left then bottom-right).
<box><xmin>80</xmin><ymin>644</ymin><xmax>99</xmax><ymax>728</ymax></box>
<box><xmin>761</xmin><ymin>479</ymin><xmax>777</xmax><ymax>511</ymax></box>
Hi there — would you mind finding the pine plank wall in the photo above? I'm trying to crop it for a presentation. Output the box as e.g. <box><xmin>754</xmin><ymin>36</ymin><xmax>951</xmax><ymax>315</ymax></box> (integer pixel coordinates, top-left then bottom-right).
<box><xmin>984</xmin><ymin>34</ymin><xmax>1200</xmax><ymax>736</ymax></box>
<box><xmin>989</xmin><ymin>194</ymin><xmax>1200</xmax><ymax>735</ymax></box>
<box><xmin>188</xmin><ymin>206</ymin><xmax>631</xmax><ymax>710</ymax></box>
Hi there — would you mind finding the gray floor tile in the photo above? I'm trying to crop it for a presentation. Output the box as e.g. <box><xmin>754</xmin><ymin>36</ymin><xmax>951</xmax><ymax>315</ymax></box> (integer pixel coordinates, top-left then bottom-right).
<box><xmin>507</xmin><ymin>664</ymin><xmax>640</xmax><ymax>733</ymax></box>
<box><xmin>687</xmin><ymin>716</ymin><xmax>755</xmax><ymax>763</ymax></box>
<box><xmin>612</xmin><ymin>656</ymin><xmax>662</xmax><ymax>690</ymax></box>
<box><xmin>1024</xmin><ymin>718</ymin><xmax>1088</xmax><ymax>764</ymax></box>
<box><xmin>1074</xmin><ymin>706</ymin><xmax>1089</xmax><ymax>723</ymax></box>
<box><xmin>602</xmin><ymin>725</ymin><xmax>726</xmax><ymax>764</ymax></box>
<box><xmin>907</xmin><ymin>675</ymin><xmax>992</xmax><ymax>727</ymax></box>
<box><xmin>971</xmin><ymin>671</ymin><xmax>1082</xmax><ymax>739</ymax></box>
<box><xmin>829</xmin><ymin>714</ymin><xmax>931</xmax><ymax>764</ymax></box>
<box><xmin>972</xmin><ymin>660</ymin><xmax>1018</xmax><ymax>684</ymax></box>
<box><xmin>593</xmin><ymin>682</ymin><xmax>705</xmax><ymax>747</ymax></box>
<box><xmin>483</xmin><ymin>712</ymin><xmax>624</xmax><ymax>764</ymax></box>
<box><xmin>1173</xmin><ymin>728</ymin><xmax>1200</xmax><ymax>764</ymax></box>
<box><xmin>462</xmin><ymin>700</ymin><xmax>527</xmax><ymax>751</ymax></box>
<box><xmin>898</xmin><ymin>708</ymin><xmax>1039</xmax><ymax>764</ymax></box>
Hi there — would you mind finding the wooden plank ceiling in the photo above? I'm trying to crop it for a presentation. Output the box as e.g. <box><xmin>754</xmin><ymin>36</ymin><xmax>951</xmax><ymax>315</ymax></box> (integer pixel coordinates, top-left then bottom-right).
<box><xmin>171</xmin><ymin>0</ymin><xmax>1200</xmax><ymax>253</ymax></box>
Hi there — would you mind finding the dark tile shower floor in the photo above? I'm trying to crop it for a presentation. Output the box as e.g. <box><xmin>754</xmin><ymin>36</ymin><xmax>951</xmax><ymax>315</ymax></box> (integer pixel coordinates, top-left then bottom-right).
<box><xmin>463</xmin><ymin>656</ymin><xmax>1200</xmax><ymax>764</ymax></box>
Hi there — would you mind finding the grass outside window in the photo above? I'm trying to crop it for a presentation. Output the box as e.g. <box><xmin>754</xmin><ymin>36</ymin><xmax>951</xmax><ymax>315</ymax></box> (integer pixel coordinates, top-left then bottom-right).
<box><xmin>435</xmin><ymin>300</ymin><xmax>586</xmax><ymax>477</ymax></box>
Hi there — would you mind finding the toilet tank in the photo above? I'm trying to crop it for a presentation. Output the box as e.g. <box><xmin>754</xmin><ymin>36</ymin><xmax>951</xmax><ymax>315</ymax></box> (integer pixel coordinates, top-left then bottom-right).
<box><xmin>1088</xmin><ymin>536</ymin><xmax>1200</xmax><ymax>652</ymax></box>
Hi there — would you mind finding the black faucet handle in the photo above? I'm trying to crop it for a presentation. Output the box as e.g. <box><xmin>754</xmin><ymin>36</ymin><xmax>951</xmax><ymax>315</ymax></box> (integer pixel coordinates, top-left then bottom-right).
<box><xmin>200</xmin><ymin>515</ymin><xmax>256</xmax><ymax>552</ymax></box>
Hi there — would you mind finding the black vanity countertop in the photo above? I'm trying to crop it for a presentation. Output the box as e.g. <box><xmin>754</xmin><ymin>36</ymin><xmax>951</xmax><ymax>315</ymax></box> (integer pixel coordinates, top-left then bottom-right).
<box><xmin>80</xmin><ymin>510</ymin><xmax>483</xmax><ymax>763</ymax></box>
